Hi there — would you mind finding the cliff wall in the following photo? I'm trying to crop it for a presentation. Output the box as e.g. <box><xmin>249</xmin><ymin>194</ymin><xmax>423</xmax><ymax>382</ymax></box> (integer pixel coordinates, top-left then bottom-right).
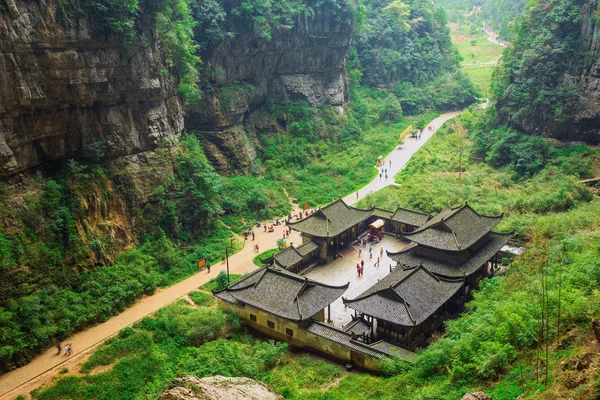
<box><xmin>0</xmin><ymin>0</ymin><xmax>354</xmax><ymax>177</ymax></box>
<box><xmin>186</xmin><ymin>0</ymin><xmax>354</xmax><ymax>173</ymax></box>
<box><xmin>495</xmin><ymin>0</ymin><xmax>600</xmax><ymax>144</ymax></box>
<box><xmin>0</xmin><ymin>0</ymin><xmax>184</xmax><ymax>178</ymax></box>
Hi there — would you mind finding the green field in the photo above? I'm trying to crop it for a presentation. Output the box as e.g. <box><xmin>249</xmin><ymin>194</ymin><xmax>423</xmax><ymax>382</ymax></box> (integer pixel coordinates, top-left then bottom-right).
<box><xmin>450</xmin><ymin>22</ymin><xmax>504</xmax><ymax>94</ymax></box>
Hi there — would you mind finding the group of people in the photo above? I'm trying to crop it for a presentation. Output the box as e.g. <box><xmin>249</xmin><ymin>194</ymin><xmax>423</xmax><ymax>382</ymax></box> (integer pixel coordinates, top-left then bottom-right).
<box><xmin>483</xmin><ymin>24</ymin><xmax>510</xmax><ymax>47</ymax></box>
<box><xmin>356</xmin><ymin>245</ymin><xmax>386</xmax><ymax>277</ymax></box>
<box><xmin>56</xmin><ymin>342</ymin><xmax>72</xmax><ymax>356</ymax></box>
<box><xmin>379</xmin><ymin>167</ymin><xmax>389</xmax><ymax>180</ymax></box>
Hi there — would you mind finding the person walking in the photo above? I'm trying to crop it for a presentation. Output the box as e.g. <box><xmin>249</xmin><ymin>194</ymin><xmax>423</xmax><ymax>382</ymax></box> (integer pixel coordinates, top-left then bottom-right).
<box><xmin>380</xmin><ymin>247</ymin><xmax>384</xmax><ymax>258</ymax></box>
<box><xmin>56</xmin><ymin>342</ymin><xmax>62</xmax><ymax>355</ymax></box>
<box><xmin>356</xmin><ymin>191</ymin><xmax>359</xmax><ymax>200</ymax></box>
<box><xmin>358</xmin><ymin>248</ymin><xmax>362</xmax><ymax>257</ymax></box>
<box><xmin>389</xmin><ymin>160</ymin><xmax>391</xmax><ymax>168</ymax></box>
<box><xmin>376</xmin><ymin>256</ymin><xmax>380</xmax><ymax>267</ymax></box>
<box><xmin>252</xmin><ymin>231</ymin><xmax>255</xmax><ymax>241</ymax></box>
<box><xmin>356</xmin><ymin>263</ymin><xmax>360</xmax><ymax>277</ymax></box>
<box><xmin>264</xmin><ymin>224</ymin><xmax>267</xmax><ymax>232</ymax></box>
<box><xmin>206</xmin><ymin>263</ymin><xmax>211</xmax><ymax>273</ymax></box>
<box><xmin>379</xmin><ymin>173</ymin><xmax>382</xmax><ymax>180</ymax></box>
<box><xmin>385</xmin><ymin>173</ymin><xmax>388</xmax><ymax>180</ymax></box>
<box><xmin>64</xmin><ymin>343</ymin><xmax>72</xmax><ymax>356</ymax></box>
<box><xmin>361</xmin><ymin>259</ymin><xmax>364</xmax><ymax>270</ymax></box>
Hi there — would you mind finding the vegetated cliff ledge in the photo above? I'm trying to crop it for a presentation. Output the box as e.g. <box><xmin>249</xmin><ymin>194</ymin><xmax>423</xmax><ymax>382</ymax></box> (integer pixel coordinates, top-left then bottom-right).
<box><xmin>495</xmin><ymin>0</ymin><xmax>600</xmax><ymax>144</ymax></box>
<box><xmin>0</xmin><ymin>0</ymin><xmax>184</xmax><ymax>179</ymax></box>
<box><xmin>185</xmin><ymin>0</ymin><xmax>354</xmax><ymax>173</ymax></box>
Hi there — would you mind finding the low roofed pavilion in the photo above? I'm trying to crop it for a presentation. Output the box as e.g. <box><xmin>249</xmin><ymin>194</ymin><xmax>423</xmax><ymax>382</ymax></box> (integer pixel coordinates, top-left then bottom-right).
<box><xmin>343</xmin><ymin>265</ymin><xmax>463</xmax><ymax>349</ymax></box>
<box><xmin>214</xmin><ymin>265</ymin><xmax>349</xmax><ymax>322</ymax></box>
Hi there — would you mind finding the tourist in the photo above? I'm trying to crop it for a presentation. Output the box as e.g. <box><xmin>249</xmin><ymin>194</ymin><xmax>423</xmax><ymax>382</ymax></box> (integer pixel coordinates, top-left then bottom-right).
<box><xmin>264</xmin><ymin>224</ymin><xmax>267</xmax><ymax>232</ymax></box>
<box><xmin>376</xmin><ymin>257</ymin><xmax>380</xmax><ymax>267</ymax></box>
<box><xmin>252</xmin><ymin>231</ymin><xmax>255</xmax><ymax>241</ymax></box>
<box><xmin>64</xmin><ymin>343</ymin><xmax>72</xmax><ymax>356</ymax></box>
<box><xmin>385</xmin><ymin>173</ymin><xmax>388</xmax><ymax>180</ymax></box>
<box><xmin>369</xmin><ymin>246</ymin><xmax>372</xmax><ymax>254</ymax></box>
<box><xmin>379</xmin><ymin>173</ymin><xmax>382</xmax><ymax>180</ymax></box>
<box><xmin>356</xmin><ymin>191</ymin><xmax>359</xmax><ymax>200</ymax></box>
<box><xmin>361</xmin><ymin>259</ymin><xmax>364</xmax><ymax>270</ymax></box>
<box><xmin>358</xmin><ymin>248</ymin><xmax>362</xmax><ymax>257</ymax></box>
<box><xmin>388</xmin><ymin>160</ymin><xmax>391</xmax><ymax>168</ymax></box>
<box><xmin>359</xmin><ymin>266</ymin><xmax>363</xmax><ymax>277</ymax></box>
<box><xmin>56</xmin><ymin>342</ymin><xmax>62</xmax><ymax>355</ymax></box>
<box><xmin>207</xmin><ymin>263</ymin><xmax>211</xmax><ymax>273</ymax></box>
<box><xmin>255</xmin><ymin>244</ymin><xmax>260</xmax><ymax>253</ymax></box>
<box><xmin>380</xmin><ymin>247</ymin><xmax>384</xmax><ymax>258</ymax></box>
<box><xmin>356</xmin><ymin>263</ymin><xmax>360</xmax><ymax>276</ymax></box>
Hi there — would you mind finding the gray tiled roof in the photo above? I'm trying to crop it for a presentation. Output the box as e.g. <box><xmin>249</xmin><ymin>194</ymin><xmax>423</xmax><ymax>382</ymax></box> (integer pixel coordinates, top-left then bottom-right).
<box><xmin>343</xmin><ymin>266</ymin><xmax>463</xmax><ymax>327</ymax></box>
<box><xmin>288</xmin><ymin>199</ymin><xmax>373</xmax><ymax>238</ymax></box>
<box><xmin>214</xmin><ymin>266</ymin><xmax>348</xmax><ymax>321</ymax></box>
<box><xmin>402</xmin><ymin>204</ymin><xmax>502</xmax><ymax>251</ymax></box>
<box><xmin>273</xmin><ymin>246</ymin><xmax>303</xmax><ymax>268</ymax></box>
<box><xmin>297</xmin><ymin>240</ymin><xmax>319</xmax><ymax>256</ymax></box>
<box><xmin>389</xmin><ymin>231</ymin><xmax>512</xmax><ymax>278</ymax></box>
<box><xmin>391</xmin><ymin>207</ymin><xmax>431</xmax><ymax>227</ymax></box>
<box><xmin>372</xmin><ymin>208</ymin><xmax>394</xmax><ymax>219</ymax></box>
<box><xmin>306</xmin><ymin>321</ymin><xmax>416</xmax><ymax>361</ymax></box>
<box><xmin>273</xmin><ymin>241</ymin><xmax>319</xmax><ymax>268</ymax></box>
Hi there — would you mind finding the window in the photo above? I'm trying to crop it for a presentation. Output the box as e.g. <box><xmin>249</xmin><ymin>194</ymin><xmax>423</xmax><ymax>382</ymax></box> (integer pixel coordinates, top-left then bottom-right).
<box><xmin>250</xmin><ymin>314</ymin><xmax>257</xmax><ymax>322</ymax></box>
<box><xmin>267</xmin><ymin>320</ymin><xmax>275</xmax><ymax>329</ymax></box>
<box><xmin>286</xmin><ymin>328</ymin><xmax>294</xmax><ymax>337</ymax></box>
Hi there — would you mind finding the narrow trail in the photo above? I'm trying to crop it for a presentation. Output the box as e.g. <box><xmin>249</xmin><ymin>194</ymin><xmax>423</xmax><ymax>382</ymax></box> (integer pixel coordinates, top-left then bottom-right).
<box><xmin>0</xmin><ymin>111</ymin><xmax>460</xmax><ymax>399</ymax></box>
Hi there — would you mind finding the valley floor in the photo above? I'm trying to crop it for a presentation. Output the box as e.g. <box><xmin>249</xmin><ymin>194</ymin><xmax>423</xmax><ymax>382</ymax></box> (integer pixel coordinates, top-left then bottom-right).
<box><xmin>0</xmin><ymin>113</ymin><xmax>462</xmax><ymax>400</ymax></box>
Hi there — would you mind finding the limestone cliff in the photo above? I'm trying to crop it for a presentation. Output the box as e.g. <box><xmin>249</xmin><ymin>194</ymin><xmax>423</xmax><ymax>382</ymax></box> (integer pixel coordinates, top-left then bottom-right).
<box><xmin>186</xmin><ymin>0</ymin><xmax>354</xmax><ymax>173</ymax></box>
<box><xmin>0</xmin><ymin>0</ymin><xmax>184</xmax><ymax>178</ymax></box>
<box><xmin>495</xmin><ymin>0</ymin><xmax>600</xmax><ymax>144</ymax></box>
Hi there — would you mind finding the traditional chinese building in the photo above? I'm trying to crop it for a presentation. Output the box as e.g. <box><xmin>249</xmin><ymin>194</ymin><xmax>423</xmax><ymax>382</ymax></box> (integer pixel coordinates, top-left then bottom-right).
<box><xmin>388</xmin><ymin>204</ymin><xmax>512</xmax><ymax>289</ymax></box>
<box><xmin>342</xmin><ymin>204</ymin><xmax>512</xmax><ymax>349</ymax></box>
<box><xmin>214</xmin><ymin>265</ymin><xmax>415</xmax><ymax>371</ymax></box>
<box><xmin>343</xmin><ymin>266</ymin><xmax>464</xmax><ymax>350</ymax></box>
<box><xmin>286</xmin><ymin>199</ymin><xmax>430</xmax><ymax>263</ymax></box>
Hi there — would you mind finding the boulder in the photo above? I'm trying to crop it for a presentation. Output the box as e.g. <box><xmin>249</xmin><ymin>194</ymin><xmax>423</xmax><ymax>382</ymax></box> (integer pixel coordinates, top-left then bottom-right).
<box><xmin>461</xmin><ymin>392</ymin><xmax>492</xmax><ymax>400</ymax></box>
<box><xmin>158</xmin><ymin>375</ymin><xmax>283</xmax><ymax>400</ymax></box>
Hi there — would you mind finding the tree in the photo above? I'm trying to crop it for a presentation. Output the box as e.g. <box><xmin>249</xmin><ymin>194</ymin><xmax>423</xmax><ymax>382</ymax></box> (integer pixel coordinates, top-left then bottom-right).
<box><xmin>449</xmin><ymin>125</ymin><xmax>467</xmax><ymax>180</ymax></box>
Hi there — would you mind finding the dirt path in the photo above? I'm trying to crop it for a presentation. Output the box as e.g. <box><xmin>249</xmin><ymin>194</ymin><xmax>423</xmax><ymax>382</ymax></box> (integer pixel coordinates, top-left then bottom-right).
<box><xmin>0</xmin><ymin>111</ymin><xmax>460</xmax><ymax>399</ymax></box>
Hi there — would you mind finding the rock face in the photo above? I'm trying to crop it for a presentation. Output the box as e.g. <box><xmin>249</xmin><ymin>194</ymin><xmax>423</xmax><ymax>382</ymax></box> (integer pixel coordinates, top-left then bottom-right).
<box><xmin>0</xmin><ymin>0</ymin><xmax>184</xmax><ymax>178</ymax></box>
<box><xmin>461</xmin><ymin>392</ymin><xmax>492</xmax><ymax>400</ymax></box>
<box><xmin>185</xmin><ymin>0</ymin><xmax>353</xmax><ymax>173</ymax></box>
<box><xmin>159</xmin><ymin>375</ymin><xmax>283</xmax><ymax>400</ymax></box>
<box><xmin>497</xmin><ymin>0</ymin><xmax>600</xmax><ymax>144</ymax></box>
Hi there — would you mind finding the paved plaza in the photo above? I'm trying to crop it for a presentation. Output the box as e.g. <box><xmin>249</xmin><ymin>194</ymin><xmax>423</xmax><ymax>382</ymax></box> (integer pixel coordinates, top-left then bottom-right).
<box><xmin>303</xmin><ymin>235</ymin><xmax>410</xmax><ymax>328</ymax></box>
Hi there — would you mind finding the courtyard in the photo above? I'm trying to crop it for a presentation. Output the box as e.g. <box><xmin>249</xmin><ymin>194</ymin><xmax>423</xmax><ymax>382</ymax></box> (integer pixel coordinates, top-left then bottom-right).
<box><xmin>303</xmin><ymin>234</ymin><xmax>410</xmax><ymax>328</ymax></box>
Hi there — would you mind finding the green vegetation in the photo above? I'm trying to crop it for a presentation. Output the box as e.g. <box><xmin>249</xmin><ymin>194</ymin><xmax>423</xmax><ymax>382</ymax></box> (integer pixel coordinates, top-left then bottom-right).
<box><xmin>57</xmin><ymin>0</ymin><xmax>202</xmax><ymax>104</ymax></box>
<box><xmin>253</xmin><ymin>248</ymin><xmax>279</xmax><ymax>266</ymax></box>
<box><xmin>0</xmin><ymin>134</ymin><xmax>291</xmax><ymax>372</ymax></box>
<box><xmin>351</xmin><ymin>0</ymin><xmax>479</xmax><ymax>111</ymax></box>
<box><xmin>449</xmin><ymin>21</ymin><xmax>503</xmax><ymax>94</ymax></box>
<box><xmin>359</xmin><ymin>107</ymin><xmax>597</xmax><ymax>238</ymax></box>
<box><xmin>187</xmin><ymin>291</ymin><xmax>215</xmax><ymax>307</ymax></box>
<box><xmin>493</xmin><ymin>0</ymin><xmax>585</xmax><ymax>125</ymax></box>
<box><xmin>31</xmin><ymin>300</ymin><xmax>288</xmax><ymax>400</ymax></box>
<box><xmin>252</xmin><ymin>93</ymin><xmax>438</xmax><ymax>205</ymax></box>
<box><xmin>200</xmin><ymin>272</ymin><xmax>243</xmax><ymax>292</ymax></box>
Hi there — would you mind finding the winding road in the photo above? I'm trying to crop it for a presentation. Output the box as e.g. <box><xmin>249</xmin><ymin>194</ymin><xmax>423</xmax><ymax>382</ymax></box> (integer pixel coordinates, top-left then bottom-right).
<box><xmin>0</xmin><ymin>111</ymin><xmax>460</xmax><ymax>399</ymax></box>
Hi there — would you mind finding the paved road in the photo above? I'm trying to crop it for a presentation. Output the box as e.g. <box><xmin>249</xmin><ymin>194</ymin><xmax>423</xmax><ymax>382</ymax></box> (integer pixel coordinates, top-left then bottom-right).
<box><xmin>0</xmin><ymin>111</ymin><xmax>460</xmax><ymax>399</ymax></box>
<box><xmin>343</xmin><ymin>111</ymin><xmax>461</xmax><ymax>206</ymax></box>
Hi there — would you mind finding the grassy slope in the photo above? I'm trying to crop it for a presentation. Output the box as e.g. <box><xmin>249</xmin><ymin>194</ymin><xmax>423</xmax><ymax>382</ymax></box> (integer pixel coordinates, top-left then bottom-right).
<box><xmin>450</xmin><ymin>22</ymin><xmax>504</xmax><ymax>95</ymax></box>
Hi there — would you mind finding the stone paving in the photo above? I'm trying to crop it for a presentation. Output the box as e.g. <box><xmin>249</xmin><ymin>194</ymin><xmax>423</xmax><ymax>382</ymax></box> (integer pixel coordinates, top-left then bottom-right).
<box><xmin>303</xmin><ymin>235</ymin><xmax>410</xmax><ymax>328</ymax></box>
